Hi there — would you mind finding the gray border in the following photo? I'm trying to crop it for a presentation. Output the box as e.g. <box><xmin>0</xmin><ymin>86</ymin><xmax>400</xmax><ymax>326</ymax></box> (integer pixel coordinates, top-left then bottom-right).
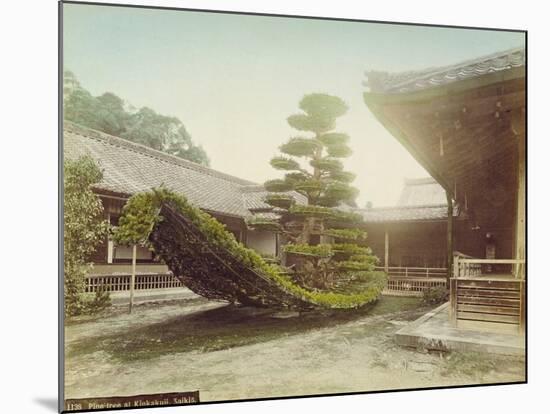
<box><xmin>58</xmin><ymin>1</ymin><xmax>65</xmax><ymax>411</ymax></box>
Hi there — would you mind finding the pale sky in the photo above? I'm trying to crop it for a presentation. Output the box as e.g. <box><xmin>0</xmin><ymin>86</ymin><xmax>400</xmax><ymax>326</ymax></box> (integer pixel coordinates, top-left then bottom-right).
<box><xmin>62</xmin><ymin>3</ymin><xmax>524</xmax><ymax>207</ymax></box>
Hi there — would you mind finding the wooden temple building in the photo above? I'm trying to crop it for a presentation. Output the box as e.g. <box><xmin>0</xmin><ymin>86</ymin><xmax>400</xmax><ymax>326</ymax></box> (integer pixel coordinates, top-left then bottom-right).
<box><xmin>363</xmin><ymin>47</ymin><xmax>526</xmax><ymax>333</ymax></box>
<box><xmin>64</xmin><ymin>121</ymin><xmax>286</xmax><ymax>291</ymax></box>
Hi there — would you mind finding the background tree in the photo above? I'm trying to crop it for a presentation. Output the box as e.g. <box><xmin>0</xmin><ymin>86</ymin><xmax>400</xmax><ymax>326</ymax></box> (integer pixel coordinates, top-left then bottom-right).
<box><xmin>250</xmin><ymin>93</ymin><xmax>378</xmax><ymax>289</ymax></box>
<box><xmin>63</xmin><ymin>70</ymin><xmax>210</xmax><ymax>166</ymax></box>
<box><xmin>64</xmin><ymin>156</ymin><xmax>110</xmax><ymax>316</ymax></box>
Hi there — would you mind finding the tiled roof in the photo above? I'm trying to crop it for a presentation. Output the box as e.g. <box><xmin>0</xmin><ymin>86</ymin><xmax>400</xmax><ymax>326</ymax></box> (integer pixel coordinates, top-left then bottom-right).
<box><xmin>358</xmin><ymin>177</ymin><xmax>457</xmax><ymax>223</ymax></box>
<box><xmin>359</xmin><ymin>204</ymin><xmax>458</xmax><ymax>223</ymax></box>
<box><xmin>397</xmin><ymin>177</ymin><xmax>447</xmax><ymax>206</ymax></box>
<box><xmin>365</xmin><ymin>47</ymin><xmax>525</xmax><ymax>94</ymax></box>
<box><xmin>64</xmin><ymin>122</ymin><xmax>266</xmax><ymax>218</ymax></box>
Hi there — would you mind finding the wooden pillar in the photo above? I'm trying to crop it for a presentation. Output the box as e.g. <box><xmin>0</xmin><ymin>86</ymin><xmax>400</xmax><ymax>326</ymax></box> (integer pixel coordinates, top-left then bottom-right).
<box><xmin>515</xmin><ymin>131</ymin><xmax>526</xmax><ymax>279</ymax></box>
<box><xmin>519</xmin><ymin>280</ymin><xmax>525</xmax><ymax>334</ymax></box>
<box><xmin>446</xmin><ymin>191</ymin><xmax>454</xmax><ymax>285</ymax></box>
<box><xmin>129</xmin><ymin>244</ymin><xmax>136</xmax><ymax>314</ymax></box>
<box><xmin>384</xmin><ymin>228</ymin><xmax>389</xmax><ymax>273</ymax></box>
<box><xmin>449</xmin><ymin>278</ymin><xmax>458</xmax><ymax>326</ymax></box>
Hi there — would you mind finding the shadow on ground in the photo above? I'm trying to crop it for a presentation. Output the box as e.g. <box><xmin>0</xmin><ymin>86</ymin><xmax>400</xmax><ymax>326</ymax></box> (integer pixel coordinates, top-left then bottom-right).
<box><xmin>67</xmin><ymin>296</ymin><xmax>426</xmax><ymax>363</ymax></box>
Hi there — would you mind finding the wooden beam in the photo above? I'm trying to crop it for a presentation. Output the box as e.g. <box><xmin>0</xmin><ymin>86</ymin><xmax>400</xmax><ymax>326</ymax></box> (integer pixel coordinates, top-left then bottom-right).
<box><xmin>384</xmin><ymin>228</ymin><xmax>389</xmax><ymax>273</ymax></box>
<box><xmin>129</xmin><ymin>244</ymin><xmax>136</xmax><ymax>314</ymax></box>
<box><xmin>446</xmin><ymin>191</ymin><xmax>454</xmax><ymax>284</ymax></box>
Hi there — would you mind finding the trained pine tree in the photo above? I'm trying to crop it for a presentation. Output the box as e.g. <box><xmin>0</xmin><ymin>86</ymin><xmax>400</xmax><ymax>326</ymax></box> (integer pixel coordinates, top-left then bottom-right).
<box><xmin>249</xmin><ymin>93</ymin><xmax>378</xmax><ymax>289</ymax></box>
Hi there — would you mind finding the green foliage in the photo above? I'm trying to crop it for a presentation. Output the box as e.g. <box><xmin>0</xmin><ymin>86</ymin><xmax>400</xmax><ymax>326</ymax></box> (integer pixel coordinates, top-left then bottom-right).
<box><xmin>246</xmin><ymin>217</ymin><xmax>282</xmax><ymax>232</ymax></box>
<box><xmin>309</xmin><ymin>158</ymin><xmax>344</xmax><ymax>172</ymax></box>
<box><xmin>336</xmin><ymin>261</ymin><xmax>376</xmax><ymax>271</ymax></box>
<box><xmin>326</xmin><ymin>143</ymin><xmax>353</xmax><ymax>158</ymax></box>
<box><xmin>270</xmin><ymin>156</ymin><xmax>301</xmax><ymax>171</ymax></box>
<box><xmin>264</xmin><ymin>194</ymin><xmax>295</xmax><ymax>209</ymax></box>
<box><xmin>64</xmin><ymin>156</ymin><xmax>110</xmax><ymax>316</ymax></box>
<box><xmin>117</xmin><ymin>188</ymin><xmax>387</xmax><ymax>309</ymax></box>
<box><xmin>327</xmin><ymin>210</ymin><xmax>364</xmax><ymax>225</ymax></box>
<box><xmin>289</xmin><ymin>204</ymin><xmax>335</xmax><ymax>218</ymax></box>
<box><xmin>279</xmin><ymin>137</ymin><xmax>322</xmax><ymax>157</ymax></box>
<box><xmin>318</xmin><ymin>132</ymin><xmax>350</xmax><ymax>146</ymax></box>
<box><xmin>323</xmin><ymin>228</ymin><xmax>368</xmax><ymax>241</ymax></box>
<box><xmin>294</xmin><ymin>179</ymin><xmax>324</xmax><ymax>195</ymax></box>
<box><xmin>324</xmin><ymin>182</ymin><xmax>360</xmax><ymax>202</ymax></box>
<box><xmin>113</xmin><ymin>192</ymin><xmax>163</xmax><ymax>246</ymax></box>
<box><xmin>264</xmin><ymin>179</ymin><xmax>294</xmax><ymax>192</ymax></box>
<box><xmin>63</xmin><ymin>71</ymin><xmax>209</xmax><ymax>166</ymax></box>
<box><xmin>331</xmin><ymin>243</ymin><xmax>372</xmax><ymax>257</ymax></box>
<box><xmin>284</xmin><ymin>172</ymin><xmax>310</xmax><ymax>184</ymax></box>
<box><xmin>298</xmin><ymin>93</ymin><xmax>349</xmax><ymax>119</ymax></box>
<box><xmin>422</xmin><ymin>286</ymin><xmax>449</xmax><ymax>305</ymax></box>
<box><xmin>330</xmin><ymin>170</ymin><xmax>356</xmax><ymax>183</ymax></box>
<box><xmin>261</xmin><ymin>93</ymin><xmax>380</xmax><ymax>293</ymax></box>
<box><xmin>283</xmin><ymin>243</ymin><xmax>333</xmax><ymax>258</ymax></box>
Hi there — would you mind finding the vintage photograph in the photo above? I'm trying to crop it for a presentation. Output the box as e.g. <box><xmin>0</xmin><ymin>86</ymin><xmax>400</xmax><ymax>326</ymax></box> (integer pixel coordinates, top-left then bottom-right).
<box><xmin>60</xmin><ymin>1</ymin><xmax>526</xmax><ymax>411</ymax></box>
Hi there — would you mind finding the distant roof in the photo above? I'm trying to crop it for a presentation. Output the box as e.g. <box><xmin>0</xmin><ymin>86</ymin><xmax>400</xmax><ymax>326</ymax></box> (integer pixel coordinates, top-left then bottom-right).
<box><xmin>63</xmin><ymin>122</ymin><xmax>303</xmax><ymax>218</ymax></box>
<box><xmin>358</xmin><ymin>177</ymin><xmax>457</xmax><ymax>223</ymax></box>
<box><xmin>359</xmin><ymin>204</ymin><xmax>457</xmax><ymax>223</ymax></box>
<box><xmin>397</xmin><ymin>177</ymin><xmax>447</xmax><ymax>206</ymax></box>
<box><xmin>365</xmin><ymin>47</ymin><xmax>525</xmax><ymax>94</ymax></box>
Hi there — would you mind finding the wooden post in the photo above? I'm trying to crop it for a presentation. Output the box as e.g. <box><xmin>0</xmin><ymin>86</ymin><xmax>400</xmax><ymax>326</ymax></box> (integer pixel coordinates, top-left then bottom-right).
<box><xmin>129</xmin><ymin>244</ymin><xmax>136</xmax><ymax>314</ymax></box>
<box><xmin>514</xmin><ymin>128</ymin><xmax>526</xmax><ymax>279</ymax></box>
<box><xmin>449</xmin><ymin>278</ymin><xmax>458</xmax><ymax>327</ymax></box>
<box><xmin>384</xmin><ymin>228</ymin><xmax>389</xmax><ymax>274</ymax></box>
<box><xmin>519</xmin><ymin>280</ymin><xmax>525</xmax><ymax>334</ymax></box>
<box><xmin>446</xmin><ymin>191</ymin><xmax>454</xmax><ymax>286</ymax></box>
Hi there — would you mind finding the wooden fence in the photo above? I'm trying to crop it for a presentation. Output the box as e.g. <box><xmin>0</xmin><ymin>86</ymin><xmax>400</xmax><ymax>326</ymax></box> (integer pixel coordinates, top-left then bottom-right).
<box><xmin>85</xmin><ymin>273</ymin><xmax>183</xmax><ymax>293</ymax></box>
<box><xmin>375</xmin><ymin>266</ymin><xmax>447</xmax><ymax>297</ymax></box>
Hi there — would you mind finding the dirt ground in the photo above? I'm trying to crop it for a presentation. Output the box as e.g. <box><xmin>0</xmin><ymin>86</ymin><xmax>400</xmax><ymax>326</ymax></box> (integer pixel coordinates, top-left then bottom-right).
<box><xmin>64</xmin><ymin>295</ymin><xmax>525</xmax><ymax>402</ymax></box>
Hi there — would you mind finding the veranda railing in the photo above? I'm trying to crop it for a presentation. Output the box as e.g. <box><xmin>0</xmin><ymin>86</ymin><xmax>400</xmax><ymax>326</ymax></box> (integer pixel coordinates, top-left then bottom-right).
<box><xmin>85</xmin><ymin>272</ymin><xmax>183</xmax><ymax>293</ymax></box>
<box><xmin>450</xmin><ymin>257</ymin><xmax>526</xmax><ymax>334</ymax></box>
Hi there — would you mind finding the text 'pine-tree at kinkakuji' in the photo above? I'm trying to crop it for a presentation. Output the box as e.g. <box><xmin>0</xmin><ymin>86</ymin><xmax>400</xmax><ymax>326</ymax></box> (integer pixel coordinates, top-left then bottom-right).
<box><xmin>249</xmin><ymin>93</ymin><xmax>379</xmax><ymax>290</ymax></box>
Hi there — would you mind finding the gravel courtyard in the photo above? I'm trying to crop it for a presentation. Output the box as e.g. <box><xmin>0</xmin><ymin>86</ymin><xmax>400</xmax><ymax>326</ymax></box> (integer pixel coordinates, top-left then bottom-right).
<box><xmin>64</xmin><ymin>295</ymin><xmax>525</xmax><ymax>402</ymax></box>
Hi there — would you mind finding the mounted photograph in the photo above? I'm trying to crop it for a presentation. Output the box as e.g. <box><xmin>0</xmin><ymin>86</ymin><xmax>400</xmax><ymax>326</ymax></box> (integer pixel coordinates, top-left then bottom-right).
<box><xmin>60</xmin><ymin>1</ymin><xmax>526</xmax><ymax>412</ymax></box>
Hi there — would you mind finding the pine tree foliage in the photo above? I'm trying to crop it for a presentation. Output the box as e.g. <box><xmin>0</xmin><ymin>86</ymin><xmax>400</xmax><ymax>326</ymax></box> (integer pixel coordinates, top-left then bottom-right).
<box><xmin>262</xmin><ymin>93</ymin><xmax>379</xmax><ymax>289</ymax></box>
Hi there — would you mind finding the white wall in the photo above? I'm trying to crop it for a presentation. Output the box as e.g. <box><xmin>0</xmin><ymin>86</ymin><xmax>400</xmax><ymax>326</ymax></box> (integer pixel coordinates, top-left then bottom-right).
<box><xmin>246</xmin><ymin>230</ymin><xmax>277</xmax><ymax>256</ymax></box>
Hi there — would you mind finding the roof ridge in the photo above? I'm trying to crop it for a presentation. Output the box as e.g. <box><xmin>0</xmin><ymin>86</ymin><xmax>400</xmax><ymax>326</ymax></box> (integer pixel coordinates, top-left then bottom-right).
<box><xmin>389</xmin><ymin>47</ymin><xmax>524</xmax><ymax>90</ymax></box>
<box><xmin>366</xmin><ymin>46</ymin><xmax>525</xmax><ymax>93</ymax></box>
<box><xmin>63</xmin><ymin>121</ymin><xmax>257</xmax><ymax>187</ymax></box>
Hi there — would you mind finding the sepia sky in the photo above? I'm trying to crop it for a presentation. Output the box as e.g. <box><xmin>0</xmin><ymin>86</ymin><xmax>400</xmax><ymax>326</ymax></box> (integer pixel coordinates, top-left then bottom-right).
<box><xmin>63</xmin><ymin>3</ymin><xmax>524</xmax><ymax>207</ymax></box>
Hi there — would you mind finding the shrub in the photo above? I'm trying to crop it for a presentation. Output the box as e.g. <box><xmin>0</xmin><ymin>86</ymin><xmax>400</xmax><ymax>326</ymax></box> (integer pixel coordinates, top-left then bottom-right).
<box><xmin>64</xmin><ymin>156</ymin><xmax>110</xmax><ymax>316</ymax></box>
<box><xmin>422</xmin><ymin>286</ymin><xmax>449</xmax><ymax>305</ymax></box>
